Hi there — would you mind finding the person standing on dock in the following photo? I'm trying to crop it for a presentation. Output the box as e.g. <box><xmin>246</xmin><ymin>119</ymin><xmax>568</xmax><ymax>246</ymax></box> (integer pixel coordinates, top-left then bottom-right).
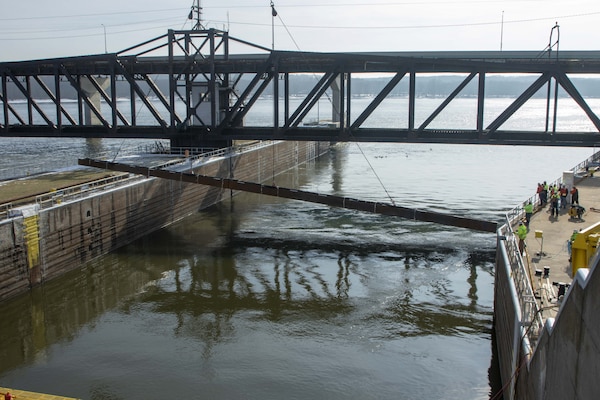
<box><xmin>568</xmin><ymin>229</ymin><xmax>579</xmax><ymax>261</ymax></box>
<box><xmin>517</xmin><ymin>221</ymin><xmax>527</xmax><ymax>253</ymax></box>
<box><xmin>541</xmin><ymin>181</ymin><xmax>548</xmax><ymax>205</ymax></box>
<box><xmin>550</xmin><ymin>191</ymin><xmax>560</xmax><ymax>218</ymax></box>
<box><xmin>559</xmin><ymin>185</ymin><xmax>568</xmax><ymax>209</ymax></box>
<box><xmin>571</xmin><ymin>186</ymin><xmax>579</xmax><ymax>205</ymax></box>
<box><xmin>524</xmin><ymin>201</ymin><xmax>533</xmax><ymax>227</ymax></box>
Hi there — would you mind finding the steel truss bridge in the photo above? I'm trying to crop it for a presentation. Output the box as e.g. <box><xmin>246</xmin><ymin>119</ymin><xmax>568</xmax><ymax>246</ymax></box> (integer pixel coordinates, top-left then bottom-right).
<box><xmin>2</xmin><ymin>28</ymin><xmax>600</xmax><ymax>147</ymax></box>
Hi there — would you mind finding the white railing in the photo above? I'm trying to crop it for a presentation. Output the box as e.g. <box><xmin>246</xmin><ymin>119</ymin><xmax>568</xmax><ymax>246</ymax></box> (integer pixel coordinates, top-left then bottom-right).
<box><xmin>34</xmin><ymin>173</ymin><xmax>137</xmax><ymax>210</ymax></box>
<box><xmin>1</xmin><ymin>141</ymin><xmax>280</xmax><ymax>220</ymax></box>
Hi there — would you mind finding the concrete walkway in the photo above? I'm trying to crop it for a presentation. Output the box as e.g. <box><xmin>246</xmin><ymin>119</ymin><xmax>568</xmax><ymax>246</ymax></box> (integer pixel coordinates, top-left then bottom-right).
<box><xmin>524</xmin><ymin>173</ymin><xmax>600</xmax><ymax>319</ymax></box>
<box><xmin>0</xmin><ymin>386</ymin><xmax>79</xmax><ymax>400</ymax></box>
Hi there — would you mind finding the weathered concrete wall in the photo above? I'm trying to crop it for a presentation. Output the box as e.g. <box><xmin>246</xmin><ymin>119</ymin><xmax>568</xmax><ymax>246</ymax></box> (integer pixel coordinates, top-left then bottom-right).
<box><xmin>496</xmin><ymin>231</ymin><xmax>600</xmax><ymax>399</ymax></box>
<box><xmin>0</xmin><ymin>141</ymin><xmax>329</xmax><ymax>302</ymax></box>
<box><xmin>0</xmin><ymin>219</ymin><xmax>30</xmax><ymax>300</ymax></box>
<box><xmin>514</xmin><ymin>259</ymin><xmax>600</xmax><ymax>400</ymax></box>
<box><xmin>494</xmin><ymin>235</ymin><xmax>522</xmax><ymax>400</ymax></box>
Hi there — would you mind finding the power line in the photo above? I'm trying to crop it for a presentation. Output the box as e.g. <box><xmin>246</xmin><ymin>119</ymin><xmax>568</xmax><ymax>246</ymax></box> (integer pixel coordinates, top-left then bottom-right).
<box><xmin>0</xmin><ymin>23</ymin><xmax>177</xmax><ymax>42</ymax></box>
<box><xmin>0</xmin><ymin>5</ymin><xmax>596</xmax><ymax>42</ymax></box>
<box><xmin>222</xmin><ymin>10</ymin><xmax>600</xmax><ymax>30</ymax></box>
<box><xmin>202</xmin><ymin>1</ymin><xmax>549</xmax><ymax>9</ymax></box>
<box><xmin>0</xmin><ymin>8</ymin><xmax>186</xmax><ymax>22</ymax></box>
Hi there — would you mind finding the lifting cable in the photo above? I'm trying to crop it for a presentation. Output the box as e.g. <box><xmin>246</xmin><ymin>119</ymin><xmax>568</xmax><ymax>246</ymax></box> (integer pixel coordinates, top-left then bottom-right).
<box><xmin>273</xmin><ymin>2</ymin><xmax>397</xmax><ymax>206</ymax></box>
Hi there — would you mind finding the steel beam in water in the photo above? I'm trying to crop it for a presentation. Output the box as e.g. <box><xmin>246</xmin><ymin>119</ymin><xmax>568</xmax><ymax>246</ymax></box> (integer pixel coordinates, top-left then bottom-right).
<box><xmin>78</xmin><ymin>158</ymin><xmax>498</xmax><ymax>233</ymax></box>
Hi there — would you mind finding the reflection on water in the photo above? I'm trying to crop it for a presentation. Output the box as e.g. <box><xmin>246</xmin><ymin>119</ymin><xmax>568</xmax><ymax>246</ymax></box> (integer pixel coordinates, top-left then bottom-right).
<box><xmin>2</xmin><ymin>140</ymin><xmax>592</xmax><ymax>399</ymax></box>
<box><xmin>0</xmin><ymin>197</ymin><xmax>497</xmax><ymax>399</ymax></box>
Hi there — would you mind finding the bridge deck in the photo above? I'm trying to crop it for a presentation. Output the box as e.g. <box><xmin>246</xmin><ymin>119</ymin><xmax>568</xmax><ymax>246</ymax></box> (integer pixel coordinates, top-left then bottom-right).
<box><xmin>1</xmin><ymin>28</ymin><xmax>600</xmax><ymax>146</ymax></box>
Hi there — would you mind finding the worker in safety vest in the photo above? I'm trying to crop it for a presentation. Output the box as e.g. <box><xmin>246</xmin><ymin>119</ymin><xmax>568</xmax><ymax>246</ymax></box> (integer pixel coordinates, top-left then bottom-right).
<box><xmin>541</xmin><ymin>182</ymin><xmax>549</xmax><ymax>205</ymax></box>
<box><xmin>524</xmin><ymin>201</ymin><xmax>533</xmax><ymax>227</ymax></box>
<box><xmin>517</xmin><ymin>221</ymin><xmax>527</xmax><ymax>254</ymax></box>
<box><xmin>550</xmin><ymin>191</ymin><xmax>560</xmax><ymax>218</ymax></box>
<box><xmin>568</xmin><ymin>229</ymin><xmax>579</xmax><ymax>261</ymax></box>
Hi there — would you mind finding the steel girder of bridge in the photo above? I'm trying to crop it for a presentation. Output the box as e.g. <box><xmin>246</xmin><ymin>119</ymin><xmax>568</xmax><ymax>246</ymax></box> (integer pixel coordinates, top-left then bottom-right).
<box><xmin>1</xmin><ymin>28</ymin><xmax>600</xmax><ymax>147</ymax></box>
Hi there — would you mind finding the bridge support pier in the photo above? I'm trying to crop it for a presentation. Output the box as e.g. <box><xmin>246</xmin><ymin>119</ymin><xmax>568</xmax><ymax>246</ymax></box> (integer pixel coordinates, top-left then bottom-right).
<box><xmin>80</xmin><ymin>77</ymin><xmax>109</xmax><ymax>125</ymax></box>
<box><xmin>331</xmin><ymin>76</ymin><xmax>343</xmax><ymax>126</ymax></box>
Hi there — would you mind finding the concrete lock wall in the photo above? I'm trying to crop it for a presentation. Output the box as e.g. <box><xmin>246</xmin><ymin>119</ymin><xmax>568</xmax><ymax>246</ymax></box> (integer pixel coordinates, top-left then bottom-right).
<box><xmin>0</xmin><ymin>141</ymin><xmax>328</xmax><ymax>302</ymax></box>
<box><xmin>494</xmin><ymin>236</ymin><xmax>522</xmax><ymax>400</ymax></box>
<box><xmin>496</xmin><ymin>231</ymin><xmax>600</xmax><ymax>399</ymax></box>
<box><xmin>514</xmin><ymin>259</ymin><xmax>600</xmax><ymax>400</ymax></box>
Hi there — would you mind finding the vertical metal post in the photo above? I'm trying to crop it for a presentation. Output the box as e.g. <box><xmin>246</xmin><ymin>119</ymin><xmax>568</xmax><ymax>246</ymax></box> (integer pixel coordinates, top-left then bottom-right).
<box><xmin>209</xmin><ymin>29</ymin><xmax>217</xmax><ymax>127</ymax></box>
<box><xmin>284</xmin><ymin>73</ymin><xmax>290</xmax><ymax>127</ymax></box>
<box><xmin>500</xmin><ymin>11</ymin><xmax>504</xmax><ymax>51</ymax></box>
<box><xmin>346</xmin><ymin>73</ymin><xmax>352</xmax><ymax>131</ymax></box>
<box><xmin>545</xmin><ymin>79</ymin><xmax>551</xmax><ymax>132</ymax></box>
<box><xmin>271</xmin><ymin>2</ymin><xmax>277</xmax><ymax>50</ymax></box>
<box><xmin>552</xmin><ymin>78</ymin><xmax>559</xmax><ymax>133</ymax></box>
<box><xmin>339</xmin><ymin>73</ymin><xmax>346</xmax><ymax>129</ymax></box>
<box><xmin>101</xmin><ymin>24</ymin><xmax>107</xmax><ymax>53</ymax></box>
<box><xmin>552</xmin><ymin>25</ymin><xmax>560</xmax><ymax>133</ymax></box>
<box><xmin>1</xmin><ymin>73</ymin><xmax>7</xmax><ymax>130</ymax></box>
<box><xmin>186</xmin><ymin>31</ymin><xmax>192</xmax><ymax>128</ymax></box>
<box><xmin>221</xmin><ymin>31</ymin><xmax>231</xmax><ymax>129</ymax></box>
<box><xmin>54</xmin><ymin>67</ymin><xmax>61</xmax><ymax>131</ymax></box>
<box><xmin>26</xmin><ymin>76</ymin><xmax>32</xmax><ymax>125</ymax></box>
<box><xmin>130</xmin><ymin>83</ymin><xmax>136</xmax><ymax>126</ymax></box>
<box><xmin>477</xmin><ymin>72</ymin><xmax>486</xmax><ymax>132</ymax></box>
<box><xmin>408</xmin><ymin>71</ymin><xmax>416</xmax><ymax>132</ymax></box>
<box><xmin>273</xmin><ymin>68</ymin><xmax>279</xmax><ymax>131</ymax></box>
<box><xmin>546</xmin><ymin>23</ymin><xmax>560</xmax><ymax>133</ymax></box>
<box><xmin>168</xmin><ymin>29</ymin><xmax>177</xmax><ymax>134</ymax></box>
<box><xmin>77</xmin><ymin>75</ymin><xmax>83</xmax><ymax>126</ymax></box>
<box><xmin>110</xmin><ymin>59</ymin><xmax>117</xmax><ymax>131</ymax></box>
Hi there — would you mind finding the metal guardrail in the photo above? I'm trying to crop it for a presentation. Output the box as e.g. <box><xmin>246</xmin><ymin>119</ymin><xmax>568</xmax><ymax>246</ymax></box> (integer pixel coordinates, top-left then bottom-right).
<box><xmin>0</xmin><ymin>202</ymin><xmax>13</xmax><ymax>221</ymax></box>
<box><xmin>499</xmin><ymin>222</ymin><xmax>544</xmax><ymax>344</ymax></box>
<box><xmin>1</xmin><ymin>141</ymin><xmax>278</xmax><ymax>221</ymax></box>
<box><xmin>34</xmin><ymin>173</ymin><xmax>137</xmax><ymax>209</ymax></box>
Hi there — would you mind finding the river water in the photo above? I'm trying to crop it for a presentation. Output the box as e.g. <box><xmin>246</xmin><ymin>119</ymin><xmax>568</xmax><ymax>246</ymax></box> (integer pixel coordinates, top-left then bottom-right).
<box><xmin>0</xmin><ymin>97</ymin><xmax>597</xmax><ymax>399</ymax></box>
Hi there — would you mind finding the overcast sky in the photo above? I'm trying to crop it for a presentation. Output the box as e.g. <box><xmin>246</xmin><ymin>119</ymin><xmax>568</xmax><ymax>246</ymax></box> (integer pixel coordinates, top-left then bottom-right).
<box><xmin>0</xmin><ymin>0</ymin><xmax>598</xmax><ymax>61</ymax></box>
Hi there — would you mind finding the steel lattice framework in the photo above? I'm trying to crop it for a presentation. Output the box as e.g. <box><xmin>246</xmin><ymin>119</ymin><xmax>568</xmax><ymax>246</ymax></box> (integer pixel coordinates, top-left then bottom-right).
<box><xmin>1</xmin><ymin>28</ymin><xmax>600</xmax><ymax>147</ymax></box>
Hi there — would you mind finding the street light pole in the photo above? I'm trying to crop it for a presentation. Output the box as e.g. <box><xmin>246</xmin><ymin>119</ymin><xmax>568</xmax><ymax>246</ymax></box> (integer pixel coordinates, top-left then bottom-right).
<box><xmin>101</xmin><ymin>24</ymin><xmax>107</xmax><ymax>53</ymax></box>
<box><xmin>271</xmin><ymin>1</ymin><xmax>277</xmax><ymax>50</ymax></box>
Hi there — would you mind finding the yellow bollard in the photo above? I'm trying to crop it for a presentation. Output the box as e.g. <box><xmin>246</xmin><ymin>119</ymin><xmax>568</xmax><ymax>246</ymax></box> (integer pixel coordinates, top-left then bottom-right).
<box><xmin>571</xmin><ymin>224</ymin><xmax>600</xmax><ymax>276</ymax></box>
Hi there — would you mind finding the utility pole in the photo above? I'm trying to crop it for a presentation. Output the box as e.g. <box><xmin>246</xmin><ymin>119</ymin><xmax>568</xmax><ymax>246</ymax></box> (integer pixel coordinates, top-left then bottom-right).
<box><xmin>188</xmin><ymin>0</ymin><xmax>204</xmax><ymax>30</ymax></box>
<box><xmin>101</xmin><ymin>24</ymin><xmax>107</xmax><ymax>53</ymax></box>
<box><xmin>500</xmin><ymin>11</ymin><xmax>504</xmax><ymax>51</ymax></box>
<box><xmin>271</xmin><ymin>1</ymin><xmax>277</xmax><ymax>50</ymax></box>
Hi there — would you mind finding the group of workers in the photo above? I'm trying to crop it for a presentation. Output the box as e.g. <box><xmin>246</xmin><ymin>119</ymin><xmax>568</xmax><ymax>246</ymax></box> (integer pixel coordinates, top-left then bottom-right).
<box><xmin>516</xmin><ymin>182</ymin><xmax>583</xmax><ymax>254</ymax></box>
<box><xmin>537</xmin><ymin>181</ymin><xmax>579</xmax><ymax>218</ymax></box>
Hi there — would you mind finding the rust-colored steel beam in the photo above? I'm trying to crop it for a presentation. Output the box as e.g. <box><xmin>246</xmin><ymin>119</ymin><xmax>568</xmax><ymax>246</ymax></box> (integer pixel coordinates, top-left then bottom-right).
<box><xmin>78</xmin><ymin>157</ymin><xmax>498</xmax><ymax>233</ymax></box>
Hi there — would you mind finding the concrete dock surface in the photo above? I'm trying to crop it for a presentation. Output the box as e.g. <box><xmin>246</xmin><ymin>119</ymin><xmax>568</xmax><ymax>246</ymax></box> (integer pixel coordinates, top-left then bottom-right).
<box><xmin>0</xmin><ymin>386</ymin><xmax>79</xmax><ymax>400</ymax></box>
<box><xmin>524</xmin><ymin>173</ymin><xmax>600</xmax><ymax>320</ymax></box>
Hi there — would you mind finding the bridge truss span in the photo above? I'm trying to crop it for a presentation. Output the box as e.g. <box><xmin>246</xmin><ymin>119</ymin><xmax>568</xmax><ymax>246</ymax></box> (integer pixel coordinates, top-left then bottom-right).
<box><xmin>1</xmin><ymin>28</ymin><xmax>600</xmax><ymax>147</ymax></box>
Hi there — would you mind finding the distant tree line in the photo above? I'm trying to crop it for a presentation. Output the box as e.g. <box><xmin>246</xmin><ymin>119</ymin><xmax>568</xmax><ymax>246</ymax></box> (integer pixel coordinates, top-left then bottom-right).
<box><xmin>5</xmin><ymin>74</ymin><xmax>600</xmax><ymax>100</ymax></box>
<box><xmin>286</xmin><ymin>75</ymin><xmax>600</xmax><ymax>98</ymax></box>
